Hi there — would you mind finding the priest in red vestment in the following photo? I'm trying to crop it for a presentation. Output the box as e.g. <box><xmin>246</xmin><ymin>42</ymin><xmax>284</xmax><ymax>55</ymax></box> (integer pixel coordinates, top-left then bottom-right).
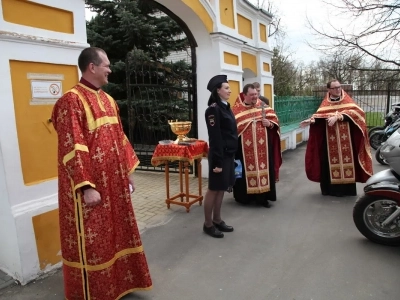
<box><xmin>51</xmin><ymin>47</ymin><xmax>152</xmax><ymax>300</ymax></box>
<box><xmin>300</xmin><ymin>79</ymin><xmax>373</xmax><ymax>196</ymax></box>
<box><xmin>232</xmin><ymin>84</ymin><xmax>282</xmax><ymax>208</ymax></box>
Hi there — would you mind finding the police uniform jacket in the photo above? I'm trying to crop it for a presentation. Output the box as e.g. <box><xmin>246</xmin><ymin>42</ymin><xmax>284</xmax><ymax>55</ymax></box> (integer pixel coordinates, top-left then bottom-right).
<box><xmin>205</xmin><ymin>101</ymin><xmax>238</xmax><ymax>169</ymax></box>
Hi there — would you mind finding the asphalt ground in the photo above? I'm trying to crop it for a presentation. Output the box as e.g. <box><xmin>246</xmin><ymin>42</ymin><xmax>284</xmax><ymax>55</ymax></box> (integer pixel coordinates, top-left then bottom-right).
<box><xmin>1</xmin><ymin>144</ymin><xmax>400</xmax><ymax>300</ymax></box>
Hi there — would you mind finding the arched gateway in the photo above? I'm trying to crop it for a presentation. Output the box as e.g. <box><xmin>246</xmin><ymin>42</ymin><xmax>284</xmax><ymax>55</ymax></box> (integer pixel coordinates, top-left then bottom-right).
<box><xmin>0</xmin><ymin>0</ymin><xmax>273</xmax><ymax>283</ymax></box>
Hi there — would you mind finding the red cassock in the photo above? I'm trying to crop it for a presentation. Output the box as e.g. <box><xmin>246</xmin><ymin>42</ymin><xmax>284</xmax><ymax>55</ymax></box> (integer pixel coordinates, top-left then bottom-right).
<box><xmin>232</xmin><ymin>94</ymin><xmax>282</xmax><ymax>193</ymax></box>
<box><xmin>52</xmin><ymin>83</ymin><xmax>152</xmax><ymax>300</ymax></box>
<box><xmin>305</xmin><ymin>91</ymin><xmax>373</xmax><ymax>184</ymax></box>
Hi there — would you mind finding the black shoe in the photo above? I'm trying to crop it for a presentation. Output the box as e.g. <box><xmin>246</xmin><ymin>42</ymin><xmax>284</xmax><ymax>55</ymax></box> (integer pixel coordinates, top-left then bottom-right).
<box><xmin>212</xmin><ymin>221</ymin><xmax>234</xmax><ymax>232</ymax></box>
<box><xmin>203</xmin><ymin>224</ymin><xmax>224</xmax><ymax>238</ymax></box>
<box><xmin>261</xmin><ymin>201</ymin><xmax>271</xmax><ymax>208</ymax></box>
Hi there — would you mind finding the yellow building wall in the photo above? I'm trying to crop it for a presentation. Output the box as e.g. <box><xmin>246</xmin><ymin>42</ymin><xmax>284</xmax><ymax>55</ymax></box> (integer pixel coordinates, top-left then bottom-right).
<box><xmin>259</xmin><ymin>23</ymin><xmax>267</xmax><ymax>42</ymax></box>
<box><xmin>281</xmin><ymin>140</ymin><xmax>286</xmax><ymax>152</ymax></box>
<box><xmin>241</xmin><ymin>52</ymin><xmax>257</xmax><ymax>76</ymax></box>
<box><xmin>228</xmin><ymin>80</ymin><xmax>240</xmax><ymax>106</ymax></box>
<box><xmin>182</xmin><ymin>0</ymin><xmax>214</xmax><ymax>32</ymax></box>
<box><xmin>1</xmin><ymin>0</ymin><xmax>74</xmax><ymax>33</ymax></box>
<box><xmin>263</xmin><ymin>62</ymin><xmax>270</xmax><ymax>72</ymax></box>
<box><xmin>9</xmin><ymin>61</ymin><xmax>79</xmax><ymax>185</ymax></box>
<box><xmin>237</xmin><ymin>14</ymin><xmax>253</xmax><ymax>39</ymax></box>
<box><xmin>219</xmin><ymin>0</ymin><xmax>235</xmax><ymax>29</ymax></box>
<box><xmin>264</xmin><ymin>84</ymin><xmax>273</xmax><ymax>106</ymax></box>
<box><xmin>32</xmin><ymin>209</ymin><xmax>61</xmax><ymax>270</ymax></box>
<box><xmin>224</xmin><ymin>52</ymin><xmax>239</xmax><ymax>65</ymax></box>
<box><xmin>296</xmin><ymin>133</ymin><xmax>303</xmax><ymax>144</ymax></box>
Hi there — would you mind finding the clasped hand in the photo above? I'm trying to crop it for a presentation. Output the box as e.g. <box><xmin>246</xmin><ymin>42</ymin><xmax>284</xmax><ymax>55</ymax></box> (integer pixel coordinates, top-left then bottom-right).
<box><xmin>261</xmin><ymin>118</ymin><xmax>271</xmax><ymax>127</ymax></box>
<box><xmin>327</xmin><ymin>115</ymin><xmax>338</xmax><ymax>127</ymax></box>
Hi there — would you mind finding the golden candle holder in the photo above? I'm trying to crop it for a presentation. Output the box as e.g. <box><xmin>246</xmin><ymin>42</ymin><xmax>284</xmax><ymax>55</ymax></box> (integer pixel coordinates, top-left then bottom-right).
<box><xmin>168</xmin><ymin>120</ymin><xmax>192</xmax><ymax>143</ymax></box>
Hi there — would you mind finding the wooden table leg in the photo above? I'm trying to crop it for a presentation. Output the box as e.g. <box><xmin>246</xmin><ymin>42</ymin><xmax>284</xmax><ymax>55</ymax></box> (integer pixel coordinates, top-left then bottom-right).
<box><xmin>179</xmin><ymin>161</ymin><xmax>184</xmax><ymax>202</ymax></box>
<box><xmin>165</xmin><ymin>162</ymin><xmax>170</xmax><ymax>209</ymax></box>
<box><xmin>184</xmin><ymin>161</ymin><xmax>190</xmax><ymax>212</ymax></box>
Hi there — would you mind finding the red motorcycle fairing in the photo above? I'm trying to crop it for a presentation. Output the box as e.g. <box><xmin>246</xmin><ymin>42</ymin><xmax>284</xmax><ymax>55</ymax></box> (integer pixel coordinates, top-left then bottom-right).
<box><xmin>364</xmin><ymin>184</ymin><xmax>400</xmax><ymax>205</ymax></box>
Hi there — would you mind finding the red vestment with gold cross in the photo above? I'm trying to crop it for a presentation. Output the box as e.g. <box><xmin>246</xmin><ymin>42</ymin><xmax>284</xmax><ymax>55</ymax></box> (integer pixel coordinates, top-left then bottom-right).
<box><xmin>305</xmin><ymin>91</ymin><xmax>373</xmax><ymax>184</ymax></box>
<box><xmin>232</xmin><ymin>94</ymin><xmax>282</xmax><ymax>195</ymax></box>
<box><xmin>52</xmin><ymin>83</ymin><xmax>152</xmax><ymax>300</ymax></box>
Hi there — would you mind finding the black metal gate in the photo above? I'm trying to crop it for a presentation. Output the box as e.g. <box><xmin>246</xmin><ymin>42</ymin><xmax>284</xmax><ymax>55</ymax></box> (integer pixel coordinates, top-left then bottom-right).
<box><xmin>126</xmin><ymin>51</ymin><xmax>197</xmax><ymax>172</ymax></box>
<box><xmin>125</xmin><ymin>0</ymin><xmax>199</xmax><ymax>172</ymax></box>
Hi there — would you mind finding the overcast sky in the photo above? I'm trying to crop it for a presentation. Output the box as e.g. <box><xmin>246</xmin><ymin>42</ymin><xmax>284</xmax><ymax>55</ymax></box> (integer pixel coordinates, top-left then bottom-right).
<box><xmin>85</xmin><ymin>0</ymin><xmax>335</xmax><ymax>64</ymax></box>
<box><xmin>252</xmin><ymin>0</ymin><xmax>332</xmax><ymax>64</ymax></box>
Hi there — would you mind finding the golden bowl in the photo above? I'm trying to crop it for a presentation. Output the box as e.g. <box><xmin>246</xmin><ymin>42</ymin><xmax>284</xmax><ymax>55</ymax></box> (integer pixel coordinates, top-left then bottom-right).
<box><xmin>168</xmin><ymin>120</ymin><xmax>192</xmax><ymax>142</ymax></box>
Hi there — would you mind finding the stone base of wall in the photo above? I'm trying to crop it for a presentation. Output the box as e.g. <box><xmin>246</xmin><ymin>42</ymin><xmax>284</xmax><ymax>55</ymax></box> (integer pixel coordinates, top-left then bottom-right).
<box><xmin>280</xmin><ymin>123</ymin><xmax>309</xmax><ymax>152</ymax></box>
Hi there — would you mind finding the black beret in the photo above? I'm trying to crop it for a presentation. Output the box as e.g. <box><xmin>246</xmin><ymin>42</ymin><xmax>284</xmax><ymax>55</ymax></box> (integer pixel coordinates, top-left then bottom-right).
<box><xmin>207</xmin><ymin>74</ymin><xmax>228</xmax><ymax>92</ymax></box>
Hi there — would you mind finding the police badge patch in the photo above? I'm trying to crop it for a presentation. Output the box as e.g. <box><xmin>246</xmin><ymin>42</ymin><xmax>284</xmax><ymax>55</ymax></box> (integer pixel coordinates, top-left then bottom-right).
<box><xmin>208</xmin><ymin>115</ymin><xmax>215</xmax><ymax>126</ymax></box>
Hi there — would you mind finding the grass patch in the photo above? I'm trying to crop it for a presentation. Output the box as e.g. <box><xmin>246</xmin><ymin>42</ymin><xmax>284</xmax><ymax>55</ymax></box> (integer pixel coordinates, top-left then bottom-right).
<box><xmin>366</xmin><ymin>112</ymin><xmax>384</xmax><ymax>127</ymax></box>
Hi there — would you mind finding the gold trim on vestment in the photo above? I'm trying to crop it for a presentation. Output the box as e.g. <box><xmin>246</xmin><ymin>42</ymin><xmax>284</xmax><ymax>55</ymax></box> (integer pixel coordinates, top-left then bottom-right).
<box><xmin>235</xmin><ymin>107</ymin><xmax>261</xmax><ymax>119</ymax></box>
<box><xmin>63</xmin><ymin>144</ymin><xmax>89</xmax><ymax>165</ymax></box>
<box><xmin>70</xmin><ymin>180</ymin><xmax>87</xmax><ymax>300</ymax></box>
<box><xmin>326</xmin><ymin>122</ymin><xmax>356</xmax><ymax>184</ymax></box>
<box><xmin>65</xmin><ymin>286</ymin><xmax>153</xmax><ymax>300</ymax></box>
<box><xmin>92</xmin><ymin>116</ymin><xmax>119</xmax><ymax>130</ymax></box>
<box><xmin>128</xmin><ymin>160</ymin><xmax>140</xmax><ymax>175</ymax></box>
<box><xmin>237</xmin><ymin>117</ymin><xmax>262</xmax><ymax>130</ymax></box>
<box><xmin>74</xmin><ymin>181</ymin><xmax>96</xmax><ymax>192</ymax></box>
<box><xmin>123</xmin><ymin>135</ymin><xmax>129</xmax><ymax>146</ymax></box>
<box><xmin>241</xmin><ymin>121</ymin><xmax>271</xmax><ymax>193</ymax></box>
<box><xmin>313</xmin><ymin>99</ymin><xmax>372</xmax><ymax>177</ymax></box>
<box><xmin>69</xmin><ymin>88</ymin><xmax>119</xmax><ymax>131</ymax></box>
<box><xmin>115</xmin><ymin>286</ymin><xmax>153</xmax><ymax>300</ymax></box>
<box><xmin>323</xmin><ymin>112</ymin><xmax>372</xmax><ymax>177</ymax></box>
<box><xmin>63</xmin><ymin>246</ymin><xmax>145</xmax><ymax>271</ymax></box>
<box><xmin>76</xmin><ymin>192</ymin><xmax>91</xmax><ymax>299</ymax></box>
<box><xmin>77</xmin><ymin>83</ymin><xmax>106</xmax><ymax>112</ymax></box>
<box><xmin>317</xmin><ymin>103</ymin><xmax>360</xmax><ymax>111</ymax></box>
<box><xmin>151</xmin><ymin>153</ymin><xmax>205</xmax><ymax>167</ymax></box>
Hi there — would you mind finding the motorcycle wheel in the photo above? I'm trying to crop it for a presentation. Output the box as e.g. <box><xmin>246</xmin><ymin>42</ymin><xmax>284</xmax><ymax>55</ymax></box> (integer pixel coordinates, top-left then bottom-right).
<box><xmin>375</xmin><ymin>146</ymin><xmax>388</xmax><ymax>165</ymax></box>
<box><xmin>368</xmin><ymin>126</ymin><xmax>385</xmax><ymax>138</ymax></box>
<box><xmin>353</xmin><ymin>195</ymin><xmax>400</xmax><ymax>246</ymax></box>
<box><xmin>369</xmin><ymin>131</ymin><xmax>385</xmax><ymax>150</ymax></box>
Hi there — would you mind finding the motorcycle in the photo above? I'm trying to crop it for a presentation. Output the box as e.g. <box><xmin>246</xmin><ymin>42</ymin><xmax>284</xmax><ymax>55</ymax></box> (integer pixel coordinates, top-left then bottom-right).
<box><xmin>368</xmin><ymin>102</ymin><xmax>400</xmax><ymax>138</ymax></box>
<box><xmin>353</xmin><ymin>128</ymin><xmax>400</xmax><ymax>246</ymax></box>
<box><xmin>375</xmin><ymin>145</ymin><xmax>388</xmax><ymax>165</ymax></box>
<box><xmin>369</xmin><ymin>117</ymin><xmax>400</xmax><ymax>150</ymax></box>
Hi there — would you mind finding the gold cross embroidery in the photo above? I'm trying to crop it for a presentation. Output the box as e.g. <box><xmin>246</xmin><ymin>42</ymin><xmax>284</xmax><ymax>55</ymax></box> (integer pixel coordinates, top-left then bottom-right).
<box><xmin>85</xmin><ymin>228</ymin><xmax>98</xmax><ymax>245</ymax></box>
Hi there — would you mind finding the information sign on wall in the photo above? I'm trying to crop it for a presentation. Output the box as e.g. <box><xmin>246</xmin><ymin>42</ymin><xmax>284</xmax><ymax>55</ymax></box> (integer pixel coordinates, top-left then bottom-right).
<box><xmin>31</xmin><ymin>80</ymin><xmax>62</xmax><ymax>99</ymax></box>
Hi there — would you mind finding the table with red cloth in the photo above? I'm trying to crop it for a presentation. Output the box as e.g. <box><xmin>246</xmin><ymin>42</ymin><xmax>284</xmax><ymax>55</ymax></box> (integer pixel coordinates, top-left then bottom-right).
<box><xmin>151</xmin><ymin>140</ymin><xmax>209</xmax><ymax>212</ymax></box>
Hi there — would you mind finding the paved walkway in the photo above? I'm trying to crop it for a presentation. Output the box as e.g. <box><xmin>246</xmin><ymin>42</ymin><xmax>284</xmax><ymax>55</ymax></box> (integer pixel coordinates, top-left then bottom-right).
<box><xmin>130</xmin><ymin>170</ymin><xmax>208</xmax><ymax>233</ymax></box>
<box><xmin>0</xmin><ymin>170</ymin><xmax>208</xmax><ymax>290</ymax></box>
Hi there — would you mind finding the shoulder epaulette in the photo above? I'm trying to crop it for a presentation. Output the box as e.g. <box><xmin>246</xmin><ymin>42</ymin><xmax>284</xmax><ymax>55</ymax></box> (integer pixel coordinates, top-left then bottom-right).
<box><xmin>209</xmin><ymin>103</ymin><xmax>217</xmax><ymax>107</ymax></box>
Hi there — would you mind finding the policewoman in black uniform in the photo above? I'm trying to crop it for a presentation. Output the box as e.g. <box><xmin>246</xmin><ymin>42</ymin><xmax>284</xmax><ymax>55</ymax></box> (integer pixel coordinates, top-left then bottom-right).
<box><xmin>203</xmin><ymin>75</ymin><xmax>238</xmax><ymax>238</ymax></box>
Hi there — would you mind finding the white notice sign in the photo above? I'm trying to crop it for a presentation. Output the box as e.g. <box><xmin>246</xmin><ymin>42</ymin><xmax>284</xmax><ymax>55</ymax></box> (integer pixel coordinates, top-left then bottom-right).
<box><xmin>31</xmin><ymin>81</ymin><xmax>62</xmax><ymax>99</ymax></box>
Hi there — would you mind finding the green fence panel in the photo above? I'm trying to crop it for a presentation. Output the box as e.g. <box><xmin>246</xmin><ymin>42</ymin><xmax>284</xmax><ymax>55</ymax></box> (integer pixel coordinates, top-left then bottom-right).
<box><xmin>275</xmin><ymin>96</ymin><xmax>321</xmax><ymax>126</ymax></box>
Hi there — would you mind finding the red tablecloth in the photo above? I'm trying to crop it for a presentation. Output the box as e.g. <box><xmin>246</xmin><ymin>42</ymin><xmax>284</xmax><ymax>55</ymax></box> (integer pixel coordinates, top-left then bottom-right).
<box><xmin>151</xmin><ymin>140</ymin><xmax>209</xmax><ymax>167</ymax></box>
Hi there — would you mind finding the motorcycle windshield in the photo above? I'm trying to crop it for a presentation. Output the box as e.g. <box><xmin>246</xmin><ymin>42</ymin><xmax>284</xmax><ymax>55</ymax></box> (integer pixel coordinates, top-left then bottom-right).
<box><xmin>386</xmin><ymin>129</ymin><xmax>400</xmax><ymax>146</ymax></box>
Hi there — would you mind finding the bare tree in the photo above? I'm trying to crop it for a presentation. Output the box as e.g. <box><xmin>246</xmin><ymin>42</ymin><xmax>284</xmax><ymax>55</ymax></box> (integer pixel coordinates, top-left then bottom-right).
<box><xmin>271</xmin><ymin>41</ymin><xmax>298</xmax><ymax>95</ymax></box>
<box><xmin>250</xmin><ymin>0</ymin><xmax>284</xmax><ymax>38</ymax></box>
<box><xmin>308</xmin><ymin>0</ymin><xmax>400</xmax><ymax>69</ymax></box>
